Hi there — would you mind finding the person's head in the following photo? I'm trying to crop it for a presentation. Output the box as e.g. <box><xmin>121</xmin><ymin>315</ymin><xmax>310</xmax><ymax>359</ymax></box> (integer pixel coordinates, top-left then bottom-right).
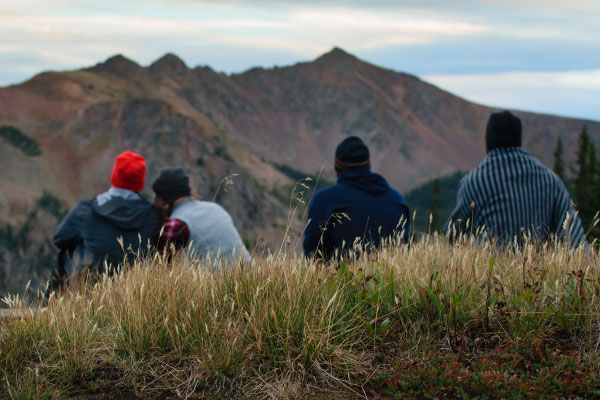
<box><xmin>485</xmin><ymin>110</ymin><xmax>522</xmax><ymax>153</ymax></box>
<box><xmin>110</xmin><ymin>151</ymin><xmax>147</xmax><ymax>192</ymax></box>
<box><xmin>152</xmin><ymin>167</ymin><xmax>192</xmax><ymax>216</ymax></box>
<box><xmin>334</xmin><ymin>136</ymin><xmax>370</xmax><ymax>175</ymax></box>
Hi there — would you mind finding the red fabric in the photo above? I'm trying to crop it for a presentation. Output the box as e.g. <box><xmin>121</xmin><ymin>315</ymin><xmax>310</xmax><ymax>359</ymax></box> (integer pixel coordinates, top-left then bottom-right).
<box><xmin>157</xmin><ymin>218</ymin><xmax>190</xmax><ymax>257</ymax></box>
<box><xmin>110</xmin><ymin>151</ymin><xmax>146</xmax><ymax>192</ymax></box>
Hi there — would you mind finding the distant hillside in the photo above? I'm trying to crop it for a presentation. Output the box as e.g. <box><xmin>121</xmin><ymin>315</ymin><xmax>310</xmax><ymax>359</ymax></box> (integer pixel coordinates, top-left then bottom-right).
<box><xmin>0</xmin><ymin>47</ymin><xmax>599</xmax><ymax>297</ymax></box>
<box><xmin>405</xmin><ymin>172</ymin><xmax>465</xmax><ymax>233</ymax></box>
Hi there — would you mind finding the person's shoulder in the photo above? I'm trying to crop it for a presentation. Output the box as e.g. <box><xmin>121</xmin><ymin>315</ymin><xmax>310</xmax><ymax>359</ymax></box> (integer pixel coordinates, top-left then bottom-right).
<box><xmin>77</xmin><ymin>198</ymin><xmax>93</xmax><ymax>206</ymax></box>
<box><xmin>196</xmin><ymin>200</ymin><xmax>230</xmax><ymax>214</ymax></box>
<box><xmin>542</xmin><ymin>167</ymin><xmax>568</xmax><ymax>192</ymax></box>
<box><xmin>386</xmin><ymin>186</ymin><xmax>408</xmax><ymax>202</ymax></box>
<box><xmin>518</xmin><ymin>150</ymin><xmax>563</xmax><ymax>182</ymax></box>
<box><xmin>69</xmin><ymin>199</ymin><xmax>93</xmax><ymax>217</ymax></box>
<box><xmin>310</xmin><ymin>183</ymin><xmax>344</xmax><ymax>203</ymax></box>
<box><xmin>128</xmin><ymin>196</ymin><xmax>157</xmax><ymax>213</ymax></box>
<box><xmin>458</xmin><ymin>168</ymin><xmax>481</xmax><ymax>189</ymax></box>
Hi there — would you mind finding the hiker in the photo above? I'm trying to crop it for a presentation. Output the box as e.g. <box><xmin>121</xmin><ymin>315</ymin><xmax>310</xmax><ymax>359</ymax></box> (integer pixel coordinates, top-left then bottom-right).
<box><xmin>445</xmin><ymin>110</ymin><xmax>585</xmax><ymax>246</ymax></box>
<box><xmin>152</xmin><ymin>166</ymin><xmax>251</xmax><ymax>266</ymax></box>
<box><xmin>303</xmin><ymin>136</ymin><xmax>410</xmax><ymax>260</ymax></box>
<box><xmin>47</xmin><ymin>151</ymin><xmax>160</xmax><ymax>294</ymax></box>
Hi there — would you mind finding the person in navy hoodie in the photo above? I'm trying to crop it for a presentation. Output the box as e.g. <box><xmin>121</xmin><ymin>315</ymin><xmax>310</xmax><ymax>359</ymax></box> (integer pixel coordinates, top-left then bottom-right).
<box><xmin>303</xmin><ymin>137</ymin><xmax>410</xmax><ymax>260</ymax></box>
<box><xmin>46</xmin><ymin>151</ymin><xmax>159</xmax><ymax>295</ymax></box>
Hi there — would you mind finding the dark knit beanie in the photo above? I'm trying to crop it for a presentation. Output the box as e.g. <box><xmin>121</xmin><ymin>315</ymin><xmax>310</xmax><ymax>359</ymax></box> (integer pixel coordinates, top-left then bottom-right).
<box><xmin>486</xmin><ymin>111</ymin><xmax>522</xmax><ymax>151</ymax></box>
<box><xmin>334</xmin><ymin>136</ymin><xmax>370</xmax><ymax>172</ymax></box>
<box><xmin>152</xmin><ymin>167</ymin><xmax>191</xmax><ymax>200</ymax></box>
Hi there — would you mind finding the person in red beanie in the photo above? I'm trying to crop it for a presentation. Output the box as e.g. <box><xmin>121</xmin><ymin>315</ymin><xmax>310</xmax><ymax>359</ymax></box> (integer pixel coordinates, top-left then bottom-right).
<box><xmin>46</xmin><ymin>151</ymin><xmax>159</xmax><ymax>296</ymax></box>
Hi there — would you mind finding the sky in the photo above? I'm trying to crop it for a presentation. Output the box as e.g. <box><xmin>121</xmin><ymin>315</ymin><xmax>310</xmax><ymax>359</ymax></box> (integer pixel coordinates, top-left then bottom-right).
<box><xmin>1</xmin><ymin>0</ymin><xmax>599</xmax><ymax>121</ymax></box>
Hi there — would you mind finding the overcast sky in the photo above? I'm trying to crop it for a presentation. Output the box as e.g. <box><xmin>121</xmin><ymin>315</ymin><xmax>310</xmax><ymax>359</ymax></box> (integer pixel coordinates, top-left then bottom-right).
<box><xmin>2</xmin><ymin>0</ymin><xmax>599</xmax><ymax>120</ymax></box>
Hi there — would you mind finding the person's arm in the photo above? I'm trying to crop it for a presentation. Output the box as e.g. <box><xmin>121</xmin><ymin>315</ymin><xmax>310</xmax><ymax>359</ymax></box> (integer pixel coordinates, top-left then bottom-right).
<box><xmin>303</xmin><ymin>193</ymin><xmax>329</xmax><ymax>258</ymax></box>
<box><xmin>552</xmin><ymin>184</ymin><xmax>586</xmax><ymax>247</ymax></box>
<box><xmin>53</xmin><ymin>200</ymin><xmax>92</xmax><ymax>250</ymax></box>
<box><xmin>157</xmin><ymin>218</ymin><xmax>190</xmax><ymax>258</ymax></box>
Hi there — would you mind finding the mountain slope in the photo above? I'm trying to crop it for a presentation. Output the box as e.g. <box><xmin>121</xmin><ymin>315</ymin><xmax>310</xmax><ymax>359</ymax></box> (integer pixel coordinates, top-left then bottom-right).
<box><xmin>0</xmin><ymin>48</ymin><xmax>599</xmax><ymax>296</ymax></box>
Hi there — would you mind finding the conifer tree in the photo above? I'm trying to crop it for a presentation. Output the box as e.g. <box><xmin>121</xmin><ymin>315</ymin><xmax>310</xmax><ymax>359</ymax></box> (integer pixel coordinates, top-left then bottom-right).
<box><xmin>573</xmin><ymin>126</ymin><xmax>599</xmax><ymax>236</ymax></box>
<box><xmin>589</xmin><ymin>142</ymin><xmax>600</xmax><ymax>239</ymax></box>
<box><xmin>553</xmin><ymin>137</ymin><xmax>565</xmax><ymax>182</ymax></box>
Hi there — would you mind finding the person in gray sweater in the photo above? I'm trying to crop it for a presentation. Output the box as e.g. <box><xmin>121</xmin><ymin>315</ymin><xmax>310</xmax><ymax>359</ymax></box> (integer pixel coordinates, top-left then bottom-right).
<box><xmin>152</xmin><ymin>167</ymin><xmax>251</xmax><ymax>266</ymax></box>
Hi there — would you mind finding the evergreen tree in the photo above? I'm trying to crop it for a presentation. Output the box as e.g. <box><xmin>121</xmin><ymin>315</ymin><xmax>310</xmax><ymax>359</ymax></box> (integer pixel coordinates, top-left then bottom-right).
<box><xmin>429</xmin><ymin>178</ymin><xmax>441</xmax><ymax>232</ymax></box>
<box><xmin>553</xmin><ymin>137</ymin><xmax>565</xmax><ymax>182</ymax></box>
<box><xmin>573</xmin><ymin>126</ymin><xmax>599</xmax><ymax>237</ymax></box>
<box><xmin>589</xmin><ymin>143</ymin><xmax>600</xmax><ymax>239</ymax></box>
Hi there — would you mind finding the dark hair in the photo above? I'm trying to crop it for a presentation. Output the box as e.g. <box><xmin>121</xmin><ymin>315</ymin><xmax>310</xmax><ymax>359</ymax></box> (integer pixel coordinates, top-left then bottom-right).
<box><xmin>485</xmin><ymin>111</ymin><xmax>522</xmax><ymax>151</ymax></box>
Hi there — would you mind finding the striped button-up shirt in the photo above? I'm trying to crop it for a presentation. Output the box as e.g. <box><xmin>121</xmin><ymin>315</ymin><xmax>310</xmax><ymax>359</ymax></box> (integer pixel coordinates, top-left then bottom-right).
<box><xmin>446</xmin><ymin>147</ymin><xmax>585</xmax><ymax>246</ymax></box>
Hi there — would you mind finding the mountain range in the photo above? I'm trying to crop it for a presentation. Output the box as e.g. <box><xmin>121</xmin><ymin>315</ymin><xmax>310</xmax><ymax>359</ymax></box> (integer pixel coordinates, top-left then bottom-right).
<box><xmin>1</xmin><ymin>47</ymin><xmax>599</xmax><ymax>295</ymax></box>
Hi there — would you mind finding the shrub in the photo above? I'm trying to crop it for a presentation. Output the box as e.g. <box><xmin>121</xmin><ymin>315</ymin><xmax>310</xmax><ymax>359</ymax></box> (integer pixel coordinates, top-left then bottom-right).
<box><xmin>0</xmin><ymin>125</ymin><xmax>42</xmax><ymax>156</ymax></box>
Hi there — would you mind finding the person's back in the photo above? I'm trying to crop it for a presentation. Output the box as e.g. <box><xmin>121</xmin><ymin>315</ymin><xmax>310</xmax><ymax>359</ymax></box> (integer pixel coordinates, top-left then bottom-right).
<box><xmin>170</xmin><ymin>198</ymin><xmax>250</xmax><ymax>263</ymax></box>
<box><xmin>50</xmin><ymin>151</ymin><xmax>159</xmax><ymax>288</ymax></box>
<box><xmin>82</xmin><ymin>189</ymin><xmax>159</xmax><ymax>268</ymax></box>
<box><xmin>152</xmin><ymin>167</ymin><xmax>251</xmax><ymax>266</ymax></box>
<box><xmin>446</xmin><ymin>111</ymin><xmax>585</xmax><ymax>247</ymax></box>
<box><xmin>304</xmin><ymin>137</ymin><xmax>409</xmax><ymax>259</ymax></box>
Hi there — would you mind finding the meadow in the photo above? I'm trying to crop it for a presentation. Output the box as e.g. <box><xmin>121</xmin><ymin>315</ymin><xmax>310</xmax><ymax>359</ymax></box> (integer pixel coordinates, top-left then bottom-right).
<box><xmin>1</xmin><ymin>231</ymin><xmax>600</xmax><ymax>399</ymax></box>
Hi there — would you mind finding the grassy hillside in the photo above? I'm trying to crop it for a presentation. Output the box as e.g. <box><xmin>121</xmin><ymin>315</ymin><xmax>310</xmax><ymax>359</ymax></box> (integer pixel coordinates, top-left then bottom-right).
<box><xmin>2</xmin><ymin>234</ymin><xmax>600</xmax><ymax>399</ymax></box>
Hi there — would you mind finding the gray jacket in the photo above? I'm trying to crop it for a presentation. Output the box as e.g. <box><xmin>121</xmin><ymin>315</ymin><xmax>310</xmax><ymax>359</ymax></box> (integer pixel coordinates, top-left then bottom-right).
<box><xmin>170</xmin><ymin>198</ymin><xmax>251</xmax><ymax>266</ymax></box>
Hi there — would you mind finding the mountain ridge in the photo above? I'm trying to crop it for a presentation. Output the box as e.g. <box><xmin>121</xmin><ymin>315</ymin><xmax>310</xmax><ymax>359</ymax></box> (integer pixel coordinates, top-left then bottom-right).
<box><xmin>1</xmin><ymin>47</ymin><xmax>599</xmax><ymax>296</ymax></box>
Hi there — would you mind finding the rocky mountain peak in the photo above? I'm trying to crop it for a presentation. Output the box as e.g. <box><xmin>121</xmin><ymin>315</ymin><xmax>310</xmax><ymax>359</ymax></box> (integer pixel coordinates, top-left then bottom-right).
<box><xmin>314</xmin><ymin>47</ymin><xmax>357</xmax><ymax>66</ymax></box>
<box><xmin>90</xmin><ymin>54</ymin><xmax>142</xmax><ymax>76</ymax></box>
<box><xmin>150</xmin><ymin>53</ymin><xmax>188</xmax><ymax>75</ymax></box>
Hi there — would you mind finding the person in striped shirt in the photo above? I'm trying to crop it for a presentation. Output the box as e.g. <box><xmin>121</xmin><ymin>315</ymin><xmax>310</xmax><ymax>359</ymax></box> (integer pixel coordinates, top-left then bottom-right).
<box><xmin>446</xmin><ymin>110</ymin><xmax>585</xmax><ymax>247</ymax></box>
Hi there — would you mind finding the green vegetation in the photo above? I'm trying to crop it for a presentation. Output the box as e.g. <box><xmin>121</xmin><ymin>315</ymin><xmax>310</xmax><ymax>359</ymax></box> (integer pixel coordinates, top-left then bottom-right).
<box><xmin>36</xmin><ymin>190</ymin><xmax>68</xmax><ymax>220</ymax></box>
<box><xmin>405</xmin><ymin>171</ymin><xmax>464</xmax><ymax>233</ymax></box>
<box><xmin>553</xmin><ymin>136</ymin><xmax>566</xmax><ymax>182</ymax></box>
<box><xmin>0</xmin><ymin>125</ymin><xmax>42</xmax><ymax>156</ymax></box>
<box><xmin>374</xmin><ymin>340</ymin><xmax>600</xmax><ymax>398</ymax></box>
<box><xmin>572</xmin><ymin>126</ymin><xmax>600</xmax><ymax>239</ymax></box>
<box><xmin>213</xmin><ymin>136</ymin><xmax>233</xmax><ymax>161</ymax></box>
<box><xmin>1</xmin><ymin>235</ymin><xmax>600</xmax><ymax>398</ymax></box>
<box><xmin>0</xmin><ymin>191</ymin><xmax>65</xmax><ymax>297</ymax></box>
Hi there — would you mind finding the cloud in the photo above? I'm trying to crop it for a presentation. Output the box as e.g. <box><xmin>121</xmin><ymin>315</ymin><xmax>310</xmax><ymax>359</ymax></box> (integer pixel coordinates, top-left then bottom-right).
<box><xmin>425</xmin><ymin>70</ymin><xmax>600</xmax><ymax>120</ymax></box>
<box><xmin>0</xmin><ymin>6</ymin><xmax>487</xmax><ymax>54</ymax></box>
<box><xmin>1</xmin><ymin>0</ymin><xmax>599</xmax><ymax>120</ymax></box>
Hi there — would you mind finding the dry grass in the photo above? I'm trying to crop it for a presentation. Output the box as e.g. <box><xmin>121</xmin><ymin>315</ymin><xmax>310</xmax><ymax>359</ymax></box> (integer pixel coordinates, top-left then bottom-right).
<box><xmin>1</xmin><ymin>233</ymin><xmax>599</xmax><ymax>399</ymax></box>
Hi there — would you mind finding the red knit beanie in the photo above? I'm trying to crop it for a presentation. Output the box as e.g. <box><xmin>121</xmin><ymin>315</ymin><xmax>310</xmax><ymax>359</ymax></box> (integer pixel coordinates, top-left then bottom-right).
<box><xmin>110</xmin><ymin>151</ymin><xmax>146</xmax><ymax>192</ymax></box>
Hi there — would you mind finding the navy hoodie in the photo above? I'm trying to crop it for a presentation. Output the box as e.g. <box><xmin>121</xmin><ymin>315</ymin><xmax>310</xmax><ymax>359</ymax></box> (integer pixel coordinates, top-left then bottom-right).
<box><xmin>303</xmin><ymin>167</ymin><xmax>410</xmax><ymax>259</ymax></box>
<box><xmin>53</xmin><ymin>192</ymin><xmax>159</xmax><ymax>272</ymax></box>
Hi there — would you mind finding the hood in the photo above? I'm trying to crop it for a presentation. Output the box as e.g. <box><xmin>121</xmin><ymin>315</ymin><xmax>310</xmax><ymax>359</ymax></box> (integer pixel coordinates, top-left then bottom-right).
<box><xmin>337</xmin><ymin>167</ymin><xmax>391</xmax><ymax>195</ymax></box>
<box><xmin>92</xmin><ymin>196</ymin><xmax>154</xmax><ymax>231</ymax></box>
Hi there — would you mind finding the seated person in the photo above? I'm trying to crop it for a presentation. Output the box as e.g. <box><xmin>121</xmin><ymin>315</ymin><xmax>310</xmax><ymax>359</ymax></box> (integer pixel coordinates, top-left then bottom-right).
<box><xmin>47</xmin><ymin>151</ymin><xmax>159</xmax><ymax>294</ymax></box>
<box><xmin>303</xmin><ymin>136</ymin><xmax>410</xmax><ymax>260</ymax></box>
<box><xmin>445</xmin><ymin>110</ymin><xmax>585</xmax><ymax>247</ymax></box>
<box><xmin>152</xmin><ymin>167</ymin><xmax>251</xmax><ymax>265</ymax></box>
